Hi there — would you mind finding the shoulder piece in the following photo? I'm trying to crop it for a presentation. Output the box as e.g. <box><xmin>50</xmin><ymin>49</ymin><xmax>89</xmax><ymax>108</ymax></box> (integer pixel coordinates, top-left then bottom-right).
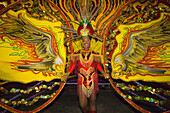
<box><xmin>93</xmin><ymin>54</ymin><xmax>103</xmax><ymax>63</ymax></box>
<box><xmin>70</xmin><ymin>52</ymin><xmax>80</xmax><ymax>61</ymax></box>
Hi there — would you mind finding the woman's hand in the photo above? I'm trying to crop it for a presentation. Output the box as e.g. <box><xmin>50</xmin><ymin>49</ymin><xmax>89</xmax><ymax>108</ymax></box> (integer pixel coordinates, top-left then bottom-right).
<box><xmin>61</xmin><ymin>72</ymin><xmax>70</xmax><ymax>82</ymax></box>
<box><xmin>101</xmin><ymin>70</ymin><xmax>110</xmax><ymax>79</ymax></box>
<box><xmin>104</xmin><ymin>73</ymin><xmax>110</xmax><ymax>79</ymax></box>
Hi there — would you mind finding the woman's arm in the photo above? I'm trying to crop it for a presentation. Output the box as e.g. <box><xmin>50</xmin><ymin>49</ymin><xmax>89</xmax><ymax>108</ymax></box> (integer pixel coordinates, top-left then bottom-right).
<box><xmin>68</xmin><ymin>60</ymin><xmax>77</xmax><ymax>73</ymax></box>
<box><xmin>97</xmin><ymin>62</ymin><xmax>110</xmax><ymax>79</ymax></box>
<box><xmin>62</xmin><ymin>60</ymin><xmax>77</xmax><ymax>82</ymax></box>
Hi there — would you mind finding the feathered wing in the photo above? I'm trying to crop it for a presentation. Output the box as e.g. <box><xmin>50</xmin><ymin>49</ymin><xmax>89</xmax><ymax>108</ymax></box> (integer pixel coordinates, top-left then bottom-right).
<box><xmin>110</xmin><ymin>16</ymin><xmax>170</xmax><ymax>82</ymax></box>
<box><xmin>106</xmin><ymin>17</ymin><xmax>170</xmax><ymax>113</ymax></box>
<box><xmin>98</xmin><ymin>1</ymin><xmax>170</xmax><ymax>112</ymax></box>
<box><xmin>123</xmin><ymin>20</ymin><xmax>169</xmax><ymax>75</ymax></box>
<box><xmin>0</xmin><ymin>9</ymin><xmax>66</xmax><ymax>113</ymax></box>
<box><xmin>0</xmin><ymin>13</ymin><xmax>64</xmax><ymax>75</ymax></box>
<box><xmin>0</xmin><ymin>0</ymin><xmax>74</xmax><ymax>112</ymax></box>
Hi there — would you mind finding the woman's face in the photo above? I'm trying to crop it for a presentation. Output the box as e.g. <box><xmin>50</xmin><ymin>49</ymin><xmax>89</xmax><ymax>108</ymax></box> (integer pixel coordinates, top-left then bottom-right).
<box><xmin>83</xmin><ymin>37</ymin><xmax>90</xmax><ymax>49</ymax></box>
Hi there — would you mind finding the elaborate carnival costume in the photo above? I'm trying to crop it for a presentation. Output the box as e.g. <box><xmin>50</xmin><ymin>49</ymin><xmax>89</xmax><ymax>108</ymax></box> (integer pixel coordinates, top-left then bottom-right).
<box><xmin>64</xmin><ymin>36</ymin><xmax>109</xmax><ymax>113</ymax></box>
<box><xmin>68</xmin><ymin>50</ymin><xmax>103</xmax><ymax>98</ymax></box>
<box><xmin>0</xmin><ymin>0</ymin><xmax>170</xmax><ymax>113</ymax></box>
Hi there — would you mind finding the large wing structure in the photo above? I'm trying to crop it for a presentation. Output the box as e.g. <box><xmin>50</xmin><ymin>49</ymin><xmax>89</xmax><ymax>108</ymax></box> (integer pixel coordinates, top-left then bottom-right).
<box><xmin>122</xmin><ymin>20</ymin><xmax>169</xmax><ymax>77</ymax></box>
<box><xmin>0</xmin><ymin>1</ymin><xmax>66</xmax><ymax>112</ymax></box>
<box><xmin>1</xmin><ymin>13</ymin><xmax>63</xmax><ymax>71</ymax></box>
<box><xmin>110</xmin><ymin>17</ymin><xmax>170</xmax><ymax>81</ymax></box>
<box><xmin>101</xmin><ymin>1</ymin><xmax>170</xmax><ymax>113</ymax></box>
<box><xmin>108</xmin><ymin>20</ymin><xmax>170</xmax><ymax>111</ymax></box>
<box><xmin>0</xmin><ymin>0</ymin><xmax>169</xmax><ymax>113</ymax></box>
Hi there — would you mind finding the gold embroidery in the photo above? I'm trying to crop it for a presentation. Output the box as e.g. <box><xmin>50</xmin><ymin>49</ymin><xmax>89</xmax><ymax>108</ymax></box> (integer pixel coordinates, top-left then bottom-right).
<box><xmin>79</xmin><ymin>67</ymin><xmax>96</xmax><ymax>98</ymax></box>
<box><xmin>79</xmin><ymin>67</ymin><xmax>95</xmax><ymax>76</ymax></box>
<box><xmin>82</xmin><ymin>81</ymin><xmax>94</xmax><ymax>98</ymax></box>
<box><xmin>80</xmin><ymin>50</ymin><xmax>93</xmax><ymax>68</ymax></box>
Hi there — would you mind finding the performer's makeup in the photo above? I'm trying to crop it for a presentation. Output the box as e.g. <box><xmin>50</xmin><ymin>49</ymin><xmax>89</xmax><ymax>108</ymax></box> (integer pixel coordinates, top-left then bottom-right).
<box><xmin>83</xmin><ymin>37</ymin><xmax>90</xmax><ymax>49</ymax></box>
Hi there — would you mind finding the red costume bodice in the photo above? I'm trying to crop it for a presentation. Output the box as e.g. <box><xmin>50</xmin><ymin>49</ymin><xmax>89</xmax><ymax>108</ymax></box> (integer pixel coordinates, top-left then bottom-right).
<box><xmin>68</xmin><ymin>50</ymin><xmax>103</xmax><ymax>97</ymax></box>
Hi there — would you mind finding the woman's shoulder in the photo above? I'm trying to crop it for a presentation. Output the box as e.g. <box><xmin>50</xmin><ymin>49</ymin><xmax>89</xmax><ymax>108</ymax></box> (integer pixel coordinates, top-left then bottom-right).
<box><xmin>70</xmin><ymin>51</ymin><xmax>80</xmax><ymax>61</ymax></box>
<box><xmin>92</xmin><ymin>52</ymin><xmax>103</xmax><ymax>63</ymax></box>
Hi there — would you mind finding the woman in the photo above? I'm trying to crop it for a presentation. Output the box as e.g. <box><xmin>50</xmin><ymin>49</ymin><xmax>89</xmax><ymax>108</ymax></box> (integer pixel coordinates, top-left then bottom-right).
<box><xmin>63</xmin><ymin>36</ymin><xmax>109</xmax><ymax>113</ymax></box>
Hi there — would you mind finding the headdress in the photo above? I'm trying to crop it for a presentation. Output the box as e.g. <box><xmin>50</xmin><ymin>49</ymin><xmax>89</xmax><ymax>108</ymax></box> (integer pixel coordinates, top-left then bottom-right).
<box><xmin>56</xmin><ymin>1</ymin><xmax>104</xmax><ymax>45</ymax></box>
